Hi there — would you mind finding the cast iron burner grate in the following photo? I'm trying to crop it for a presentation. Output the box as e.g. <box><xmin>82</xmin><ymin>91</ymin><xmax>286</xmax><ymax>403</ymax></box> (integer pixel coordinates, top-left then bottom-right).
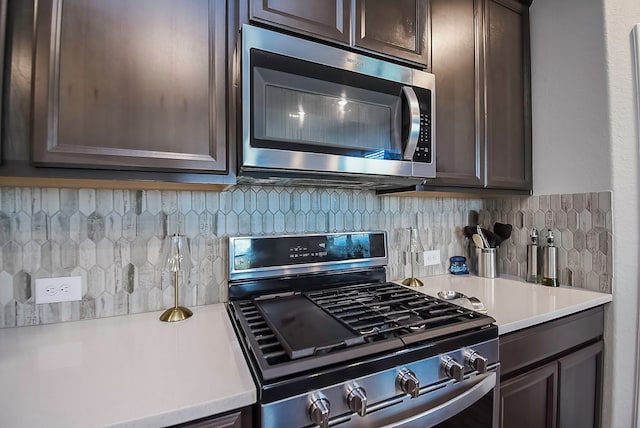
<box><xmin>305</xmin><ymin>283</ymin><xmax>482</xmax><ymax>339</ymax></box>
<box><xmin>236</xmin><ymin>301</ymin><xmax>289</xmax><ymax>366</ymax></box>
<box><xmin>229</xmin><ymin>282</ymin><xmax>494</xmax><ymax>381</ymax></box>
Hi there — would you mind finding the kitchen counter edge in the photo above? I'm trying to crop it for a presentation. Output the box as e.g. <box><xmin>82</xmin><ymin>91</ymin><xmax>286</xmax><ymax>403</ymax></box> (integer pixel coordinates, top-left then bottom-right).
<box><xmin>400</xmin><ymin>274</ymin><xmax>612</xmax><ymax>335</ymax></box>
<box><xmin>0</xmin><ymin>304</ymin><xmax>257</xmax><ymax>428</ymax></box>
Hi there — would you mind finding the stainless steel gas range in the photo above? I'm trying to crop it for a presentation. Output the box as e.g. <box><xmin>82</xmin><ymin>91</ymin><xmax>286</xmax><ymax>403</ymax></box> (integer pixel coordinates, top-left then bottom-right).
<box><xmin>227</xmin><ymin>232</ymin><xmax>499</xmax><ymax>427</ymax></box>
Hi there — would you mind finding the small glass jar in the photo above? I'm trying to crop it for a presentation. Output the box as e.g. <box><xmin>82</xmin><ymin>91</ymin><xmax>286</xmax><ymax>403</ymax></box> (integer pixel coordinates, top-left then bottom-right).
<box><xmin>449</xmin><ymin>256</ymin><xmax>469</xmax><ymax>275</ymax></box>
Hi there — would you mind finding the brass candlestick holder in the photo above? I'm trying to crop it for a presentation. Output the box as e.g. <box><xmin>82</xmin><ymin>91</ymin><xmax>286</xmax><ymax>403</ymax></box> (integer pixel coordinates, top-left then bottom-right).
<box><xmin>401</xmin><ymin>227</ymin><xmax>424</xmax><ymax>287</ymax></box>
<box><xmin>159</xmin><ymin>234</ymin><xmax>194</xmax><ymax>322</ymax></box>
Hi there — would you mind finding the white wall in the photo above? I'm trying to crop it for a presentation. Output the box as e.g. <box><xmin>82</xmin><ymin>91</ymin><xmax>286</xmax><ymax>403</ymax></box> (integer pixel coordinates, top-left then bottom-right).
<box><xmin>529</xmin><ymin>0</ymin><xmax>640</xmax><ymax>426</ymax></box>
<box><xmin>530</xmin><ymin>0</ymin><xmax>612</xmax><ymax>195</ymax></box>
<box><xmin>601</xmin><ymin>1</ymin><xmax>640</xmax><ymax>426</ymax></box>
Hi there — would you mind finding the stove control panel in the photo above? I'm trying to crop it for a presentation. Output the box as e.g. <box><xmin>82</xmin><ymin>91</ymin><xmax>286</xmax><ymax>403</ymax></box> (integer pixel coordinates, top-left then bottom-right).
<box><xmin>262</xmin><ymin>338</ymin><xmax>499</xmax><ymax>428</ymax></box>
<box><xmin>229</xmin><ymin>232</ymin><xmax>387</xmax><ymax>279</ymax></box>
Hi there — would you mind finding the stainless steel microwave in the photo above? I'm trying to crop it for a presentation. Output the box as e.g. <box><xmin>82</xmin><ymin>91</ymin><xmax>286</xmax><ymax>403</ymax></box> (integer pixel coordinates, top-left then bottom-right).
<box><xmin>238</xmin><ymin>25</ymin><xmax>436</xmax><ymax>189</ymax></box>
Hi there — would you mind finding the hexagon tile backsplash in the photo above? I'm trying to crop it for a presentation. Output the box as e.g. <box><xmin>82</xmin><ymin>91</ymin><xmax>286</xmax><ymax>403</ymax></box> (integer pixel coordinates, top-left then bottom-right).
<box><xmin>0</xmin><ymin>187</ymin><xmax>611</xmax><ymax>328</ymax></box>
<box><xmin>479</xmin><ymin>192</ymin><xmax>612</xmax><ymax>292</ymax></box>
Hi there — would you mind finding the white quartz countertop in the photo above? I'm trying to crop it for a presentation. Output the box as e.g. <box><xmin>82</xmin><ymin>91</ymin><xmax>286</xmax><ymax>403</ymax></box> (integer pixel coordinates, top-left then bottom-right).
<box><xmin>404</xmin><ymin>275</ymin><xmax>612</xmax><ymax>335</ymax></box>
<box><xmin>0</xmin><ymin>276</ymin><xmax>612</xmax><ymax>427</ymax></box>
<box><xmin>0</xmin><ymin>304</ymin><xmax>256</xmax><ymax>428</ymax></box>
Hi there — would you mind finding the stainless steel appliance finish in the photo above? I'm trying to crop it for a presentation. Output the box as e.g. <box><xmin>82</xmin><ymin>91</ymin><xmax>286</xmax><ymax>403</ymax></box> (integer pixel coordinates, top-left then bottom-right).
<box><xmin>261</xmin><ymin>340</ymin><xmax>499</xmax><ymax>428</ymax></box>
<box><xmin>526</xmin><ymin>228</ymin><xmax>540</xmax><ymax>283</ymax></box>
<box><xmin>238</xmin><ymin>25</ymin><xmax>436</xmax><ymax>188</ymax></box>
<box><xmin>228</xmin><ymin>232</ymin><xmax>388</xmax><ymax>282</ymax></box>
<box><xmin>226</xmin><ymin>232</ymin><xmax>499</xmax><ymax>428</ymax></box>
<box><xmin>541</xmin><ymin>229</ymin><xmax>559</xmax><ymax>287</ymax></box>
<box><xmin>476</xmin><ymin>248</ymin><xmax>498</xmax><ymax>278</ymax></box>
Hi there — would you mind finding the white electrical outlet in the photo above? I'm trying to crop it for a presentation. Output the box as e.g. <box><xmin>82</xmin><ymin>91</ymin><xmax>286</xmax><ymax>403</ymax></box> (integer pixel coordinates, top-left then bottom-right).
<box><xmin>35</xmin><ymin>276</ymin><xmax>82</xmax><ymax>304</ymax></box>
<box><xmin>424</xmin><ymin>250</ymin><xmax>441</xmax><ymax>266</ymax></box>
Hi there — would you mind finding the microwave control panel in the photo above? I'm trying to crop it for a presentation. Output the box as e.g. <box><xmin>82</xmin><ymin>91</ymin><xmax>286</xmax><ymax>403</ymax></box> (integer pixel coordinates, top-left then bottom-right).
<box><xmin>412</xmin><ymin>87</ymin><xmax>432</xmax><ymax>164</ymax></box>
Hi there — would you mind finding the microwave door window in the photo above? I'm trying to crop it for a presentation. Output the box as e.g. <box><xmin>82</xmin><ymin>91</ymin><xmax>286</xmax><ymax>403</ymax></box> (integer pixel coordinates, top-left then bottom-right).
<box><xmin>264</xmin><ymin>85</ymin><xmax>390</xmax><ymax>154</ymax></box>
<box><xmin>252</xmin><ymin>64</ymin><xmax>403</xmax><ymax>160</ymax></box>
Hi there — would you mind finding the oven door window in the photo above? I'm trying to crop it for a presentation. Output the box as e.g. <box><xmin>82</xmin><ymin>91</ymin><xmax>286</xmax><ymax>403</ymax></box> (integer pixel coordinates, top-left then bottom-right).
<box><xmin>251</xmin><ymin>50</ymin><xmax>404</xmax><ymax>160</ymax></box>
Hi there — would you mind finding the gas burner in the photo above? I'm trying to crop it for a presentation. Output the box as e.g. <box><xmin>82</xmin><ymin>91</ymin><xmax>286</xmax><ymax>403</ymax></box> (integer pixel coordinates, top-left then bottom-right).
<box><xmin>359</xmin><ymin>326</ymin><xmax>379</xmax><ymax>335</ymax></box>
<box><xmin>409</xmin><ymin>324</ymin><xmax>426</xmax><ymax>331</ymax></box>
<box><xmin>395</xmin><ymin>312</ymin><xmax>429</xmax><ymax>332</ymax></box>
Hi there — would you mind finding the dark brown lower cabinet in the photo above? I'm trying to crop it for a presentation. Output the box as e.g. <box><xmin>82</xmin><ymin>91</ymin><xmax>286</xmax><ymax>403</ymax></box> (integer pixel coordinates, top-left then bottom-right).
<box><xmin>501</xmin><ymin>361</ymin><xmax>558</xmax><ymax>428</ymax></box>
<box><xmin>499</xmin><ymin>307</ymin><xmax>605</xmax><ymax>428</ymax></box>
<box><xmin>558</xmin><ymin>342</ymin><xmax>603</xmax><ymax>428</ymax></box>
<box><xmin>172</xmin><ymin>406</ymin><xmax>253</xmax><ymax>428</ymax></box>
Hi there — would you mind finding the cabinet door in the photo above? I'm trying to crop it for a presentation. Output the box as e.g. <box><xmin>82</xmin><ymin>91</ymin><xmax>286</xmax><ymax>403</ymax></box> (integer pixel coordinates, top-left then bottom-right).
<box><xmin>176</xmin><ymin>411</ymin><xmax>242</xmax><ymax>428</ymax></box>
<box><xmin>0</xmin><ymin>0</ymin><xmax>6</xmax><ymax>163</ymax></box>
<box><xmin>33</xmin><ymin>0</ymin><xmax>227</xmax><ymax>173</ymax></box>
<box><xmin>428</xmin><ymin>0</ymin><xmax>483</xmax><ymax>187</ymax></box>
<box><xmin>500</xmin><ymin>362</ymin><xmax>558</xmax><ymax>428</ymax></box>
<box><xmin>484</xmin><ymin>0</ymin><xmax>531</xmax><ymax>189</ymax></box>
<box><xmin>558</xmin><ymin>341</ymin><xmax>603</xmax><ymax>428</ymax></box>
<box><xmin>354</xmin><ymin>0</ymin><xmax>429</xmax><ymax>66</ymax></box>
<box><xmin>250</xmin><ymin>0</ymin><xmax>351</xmax><ymax>44</ymax></box>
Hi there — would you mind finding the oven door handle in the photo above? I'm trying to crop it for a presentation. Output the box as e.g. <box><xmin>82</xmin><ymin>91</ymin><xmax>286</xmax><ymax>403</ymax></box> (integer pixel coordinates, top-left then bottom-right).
<box><xmin>401</xmin><ymin>86</ymin><xmax>421</xmax><ymax>161</ymax></box>
<box><xmin>382</xmin><ymin>371</ymin><xmax>497</xmax><ymax>428</ymax></box>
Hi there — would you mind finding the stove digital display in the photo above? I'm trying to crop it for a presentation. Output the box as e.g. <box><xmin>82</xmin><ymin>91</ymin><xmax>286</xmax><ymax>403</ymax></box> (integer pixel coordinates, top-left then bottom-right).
<box><xmin>232</xmin><ymin>232</ymin><xmax>385</xmax><ymax>271</ymax></box>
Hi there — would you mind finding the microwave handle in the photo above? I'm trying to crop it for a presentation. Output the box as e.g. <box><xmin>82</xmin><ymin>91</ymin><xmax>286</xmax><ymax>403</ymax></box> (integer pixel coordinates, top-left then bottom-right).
<box><xmin>401</xmin><ymin>86</ymin><xmax>421</xmax><ymax>160</ymax></box>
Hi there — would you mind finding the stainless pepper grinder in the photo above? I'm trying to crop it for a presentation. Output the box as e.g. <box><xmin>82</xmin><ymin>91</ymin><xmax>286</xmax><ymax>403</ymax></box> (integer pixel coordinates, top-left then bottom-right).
<box><xmin>526</xmin><ymin>228</ymin><xmax>540</xmax><ymax>283</ymax></box>
<box><xmin>541</xmin><ymin>229</ymin><xmax>558</xmax><ymax>287</ymax></box>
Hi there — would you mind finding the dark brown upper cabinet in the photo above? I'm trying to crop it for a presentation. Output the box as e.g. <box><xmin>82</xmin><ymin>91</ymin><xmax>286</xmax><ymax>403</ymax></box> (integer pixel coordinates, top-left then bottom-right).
<box><xmin>484</xmin><ymin>0</ymin><xmax>531</xmax><ymax>190</ymax></box>
<box><xmin>428</xmin><ymin>0</ymin><xmax>483</xmax><ymax>188</ymax></box>
<box><xmin>0</xmin><ymin>0</ymin><xmax>6</xmax><ymax>163</ymax></box>
<box><xmin>354</xmin><ymin>0</ymin><xmax>428</xmax><ymax>67</ymax></box>
<box><xmin>424</xmin><ymin>0</ymin><xmax>531</xmax><ymax>193</ymax></box>
<box><xmin>249</xmin><ymin>0</ymin><xmax>351</xmax><ymax>44</ymax></box>
<box><xmin>249</xmin><ymin>0</ymin><xmax>429</xmax><ymax>67</ymax></box>
<box><xmin>32</xmin><ymin>0</ymin><xmax>227</xmax><ymax>173</ymax></box>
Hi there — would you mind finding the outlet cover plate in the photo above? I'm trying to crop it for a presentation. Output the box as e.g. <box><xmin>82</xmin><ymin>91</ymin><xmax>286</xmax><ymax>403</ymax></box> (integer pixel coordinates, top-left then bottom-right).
<box><xmin>424</xmin><ymin>250</ymin><xmax>441</xmax><ymax>266</ymax></box>
<box><xmin>35</xmin><ymin>276</ymin><xmax>82</xmax><ymax>304</ymax></box>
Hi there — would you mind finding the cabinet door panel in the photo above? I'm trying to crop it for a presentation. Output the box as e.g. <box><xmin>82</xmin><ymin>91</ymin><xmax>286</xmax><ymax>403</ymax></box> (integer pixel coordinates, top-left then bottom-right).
<box><xmin>429</xmin><ymin>0</ymin><xmax>482</xmax><ymax>187</ymax></box>
<box><xmin>250</xmin><ymin>0</ymin><xmax>351</xmax><ymax>44</ymax></box>
<box><xmin>484</xmin><ymin>0</ymin><xmax>531</xmax><ymax>189</ymax></box>
<box><xmin>172</xmin><ymin>406</ymin><xmax>254</xmax><ymax>428</ymax></box>
<box><xmin>0</xmin><ymin>0</ymin><xmax>6</xmax><ymax>163</ymax></box>
<box><xmin>33</xmin><ymin>0</ymin><xmax>227</xmax><ymax>172</ymax></box>
<box><xmin>500</xmin><ymin>362</ymin><xmax>558</xmax><ymax>428</ymax></box>
<box><xmin>177</xmin><ymin>412</ymin><xmax>241</xmax><ymax>428</ymax></box>
<box><xmin>354</xmin><ymin>0</ymin><xmax>428</xmax><ymax>66</ymax></box>
<box><xmin>558</xmin><ymin>341</ymin><xmax>603</xmax><ymax>428</ymax></box>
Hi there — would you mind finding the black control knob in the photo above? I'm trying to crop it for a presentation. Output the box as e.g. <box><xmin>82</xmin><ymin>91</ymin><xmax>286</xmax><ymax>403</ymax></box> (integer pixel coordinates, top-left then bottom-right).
<box><xmin>308</xmin><ymin>395</ymin><xmax>330</xmax><ymax>428</ymax></box>
<box><xmin>441</xmin><ymin>356</ymin><xmax>465</xmax><ymax>382</ymax></box>
<box><xmin>464</xmin><ymin>349</ymin><xmax>489</xmax><ymax>374</ymax></box>
<box><xmin>396</xmin><ymin>368</ymin><xmax>420</xmax><ymax>398</ymax></box>
<box><xmin>346</xmin><ymin>383</ymin><xmax>367</xmax><ymax>417</ymax></box>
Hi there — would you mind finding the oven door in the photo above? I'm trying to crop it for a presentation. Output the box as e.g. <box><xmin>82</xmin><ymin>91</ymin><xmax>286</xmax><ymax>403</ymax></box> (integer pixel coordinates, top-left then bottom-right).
<box><xmin>240</xmin><ymin>25</ymin><xmax>435</xmax><ymax>181</ymax></box>
<box><xmin>350</xmin><ymin>367</ymin><xmax>499</xmax><ymax>428</ymax></box>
